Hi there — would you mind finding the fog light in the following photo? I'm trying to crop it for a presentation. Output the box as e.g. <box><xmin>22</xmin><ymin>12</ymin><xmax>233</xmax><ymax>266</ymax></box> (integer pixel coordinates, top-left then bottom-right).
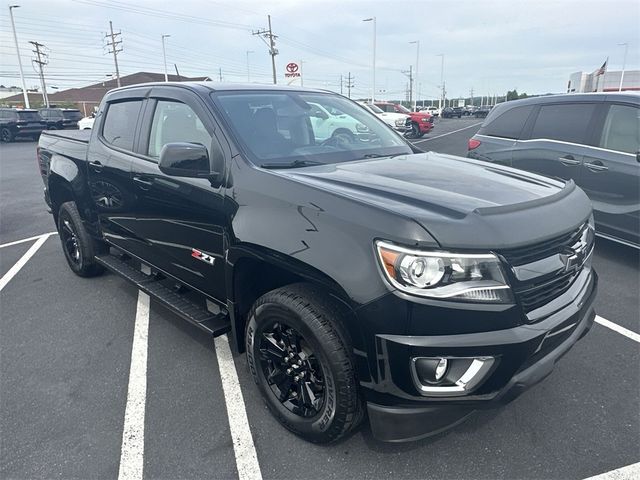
<box><xmin>411</xmin><ymin>356</ymin><xmax>495</xmax><ymax>397</ymax></box>
<box><xmin>435</xmin><ymin>358</ymin><xmax>448</xmax><ymax>381</ymax></box>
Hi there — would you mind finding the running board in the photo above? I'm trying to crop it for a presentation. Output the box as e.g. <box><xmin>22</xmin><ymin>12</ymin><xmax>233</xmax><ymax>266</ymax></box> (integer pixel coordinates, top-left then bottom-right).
<box><xmin>95</xmin><ymin>254</ymin><xmax>230</xmax><ymax>337</ymax></box>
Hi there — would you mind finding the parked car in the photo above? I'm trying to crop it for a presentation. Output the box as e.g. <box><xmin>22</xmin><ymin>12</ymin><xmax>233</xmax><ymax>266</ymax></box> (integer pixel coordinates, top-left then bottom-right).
<box><xmin>374</xmin><ymin>102</ymin><xmax>434</xmax><ymax>138</ymax></box>
<box><xmin>39</xmin><ymin>108</ymin><xmax>82</xmax><ymax>129</ymax></box>
<box><xmin>0</xmin><ymin>107</ymin><xmax>46</xmax><ymax>142</ymax></box>
<box><xmin>474</xmin><ymin>106</ymin><xmax>493</xmax><ymax>118</ymax></box>
<box><xmin>463</xmin><ymin>105</ymin><xmax>478</xmax><ymax>116</ymax></box>
<box><xmin>441</xmin><ymin>106</ymin><xmax>462</xmax><ymax>118</ymax></box>
<box><xmin>422</xmin><ymin>106</ymin><xmax>440</xmax><ymax>117</ymax></box>
<box><xmin>78</xmin><ymin>115</ymin><xmax>95</xmax><ymax>130</ymax></box>
<box><xmin>38</xmin><ymin>82</ymin><xmax>597</xmax><ymax>444</ymax></box>
<box><xmin>307</xmin><ymin>102</ymin><xmax>368</xmax><ymax>142</ymax></box>
<box><xmin>358</xmin><ymin>101</ymin><xmax>410</xmax><ymax>133</ymax></box>
<box><xmin>468</xmin><ymin>92</ymin><xmax>639</xmax><ymax>248</ymax></box>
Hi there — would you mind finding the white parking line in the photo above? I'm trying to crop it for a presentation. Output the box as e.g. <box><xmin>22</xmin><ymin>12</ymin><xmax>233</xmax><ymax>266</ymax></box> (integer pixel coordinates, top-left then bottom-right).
<box><xmin>0</xmin><ymin>231</ymin><xmax>57</xmax><ymax>249</ymax></box>
<box><xmin>584</xmin><ymin>461</ymin><xmax>640</xmax><ymax>479</ymax></box>
<box><xmin>0</xmin><ymin>233</ymin><xmax>53</xmax><ymax>292</ymax></box>
<box><xmin>117</xmin><ymin>291</ymin><xmax>150</xmax><ymax>480</ymax></box>
<box><xmin>413</xmin><ymin>122</ymin><xmax>483</xmax><ymax>144</ymax></box>
<box><xmin>595</xmin><ymin>315</ymin><xmax>640</xmax><ymax>343</ymax></box>
<box><xmin>214</xmin><ymin>335</ymin><xmax>262</xmax><ymax>480</ymax></box>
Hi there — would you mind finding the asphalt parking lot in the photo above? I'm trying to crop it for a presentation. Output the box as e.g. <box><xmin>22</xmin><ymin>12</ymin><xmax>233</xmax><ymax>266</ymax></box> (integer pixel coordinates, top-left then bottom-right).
<box><xmin>1</xmin><ymin>118</ymin><xmax>639</xmax><ymax>479</ymax></box>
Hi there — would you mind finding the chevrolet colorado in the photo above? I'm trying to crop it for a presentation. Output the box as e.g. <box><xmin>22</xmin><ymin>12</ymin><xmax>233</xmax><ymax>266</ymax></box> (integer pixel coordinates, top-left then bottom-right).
<box><xmin>37</xmin><ymin>83</ymin><xmax>597</xmax><ymax>443</ymax></box>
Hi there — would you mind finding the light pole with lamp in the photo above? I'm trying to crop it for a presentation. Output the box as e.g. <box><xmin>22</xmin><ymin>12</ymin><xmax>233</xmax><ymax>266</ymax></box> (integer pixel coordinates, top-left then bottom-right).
<box><xmin>410</xmin><ymin>40</ymin><xmax>420</xmax><ymax>111</ymax></box>
<box><xmin>8</xmin><ymin>5</ymin><xmax>30</xmax><ymax>108</ymax></box>
<box><xmin>436</xmin><ymin>53</ymin><xmax>444</xmax><ymax>112</ymax></box>
<box><xmin>618</xmin><ymin>42</ymin><xmax>628</xmax><ymax>92</ymax></box>
<box><xmin>363</xmin><ymin>17</ymin><xmax>376</xmax><ymax>103</ymax></box>
<box><xmin>161</xmin><ymin>34</ymin><xmax>170</xmax><ymax>82</ymax></box>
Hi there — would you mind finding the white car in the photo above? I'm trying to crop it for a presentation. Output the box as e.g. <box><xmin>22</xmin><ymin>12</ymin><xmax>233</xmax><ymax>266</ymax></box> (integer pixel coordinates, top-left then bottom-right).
<box><xmin>308</xmin><ymin>102</ymin><xmax>368</xmax><ymax>142</ymax></box>
<box><xmin>422</xmin><ymin>106</ymin><xmax>441</xmax><ymax>117</ymax></box>
<box><xmin>358</xmin><ymin>102</ymin><xmax>409</xmax><ymax>132</ymax></box>
<box><xmin>78</xmin><ymin>116</ymin><xmax>95</xmax><ymax>129</ymax></box>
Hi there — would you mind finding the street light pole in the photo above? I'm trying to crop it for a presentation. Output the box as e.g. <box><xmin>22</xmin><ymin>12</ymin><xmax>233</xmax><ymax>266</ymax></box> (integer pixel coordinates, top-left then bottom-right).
<box><xmin>363</xmin><ymin>17</ymin><xmax>376</xmax><ymax>103</ymax></box>
<box><xmin>246</xmin><ymin>50</ymin><xmax>254</xmax><ymax>82</ymax></box>
<box><xmin>161</xmin><ymin>34</ymin><xmax>170</xmax><ymax>82</ymax></box>
<box><xmin>618</xmin><ymin>42</ymin><xmax>628</xmax><ymax>92</ymax></box>
<box><xmin>436</xmin><ymin>53</ymin><xmax>444</xmax><ymax>111</ymax></box>
<box><xmin>410</xmin><ymin>40</ymin><xmax>419</xmax><ymax>111</ymax></box>
<box><xmin>8</xmin><ymin>5</ymin><xmax>30</xmax><ymax>108</ymax></box>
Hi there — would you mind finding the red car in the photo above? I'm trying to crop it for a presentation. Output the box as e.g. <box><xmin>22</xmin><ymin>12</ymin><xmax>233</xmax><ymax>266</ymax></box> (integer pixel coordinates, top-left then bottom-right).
<box><xmin>374</xmin><ymin>102</ymin><xmax>434</xmax><ymax>138</ymax></box>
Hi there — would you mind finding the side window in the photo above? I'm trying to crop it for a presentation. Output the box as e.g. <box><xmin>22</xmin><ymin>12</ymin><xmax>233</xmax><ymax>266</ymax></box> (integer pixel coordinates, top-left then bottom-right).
<box><xmin>599</xmin><ymin>104</ymin><xmax>639</xmax><ymax>155</ymax></box>
<box><xmin>529</xmin><ymin>103</ymin><xmax>597</xmax><ymax>144</ymax></box>
<box><xmin>147</xmin><ymin>100</ymin><xmax>213</xmax><ymax>159</ymax></box>
<box><xmin>480</xmin><ymin>105</ymin><xmax>534</xmax><ymax>139</ymax></box>
<box><xmin>102</xmin><ymin>100</ymin><xmax>143</xmax><ymax>151</ymax></box>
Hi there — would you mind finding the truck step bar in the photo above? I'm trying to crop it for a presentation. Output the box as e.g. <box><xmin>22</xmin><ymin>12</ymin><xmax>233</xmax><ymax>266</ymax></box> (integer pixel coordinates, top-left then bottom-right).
<box><xmin>95</xmin><ymin>253</ymin><xmax>230</xmax><ymax>337</ymax></box>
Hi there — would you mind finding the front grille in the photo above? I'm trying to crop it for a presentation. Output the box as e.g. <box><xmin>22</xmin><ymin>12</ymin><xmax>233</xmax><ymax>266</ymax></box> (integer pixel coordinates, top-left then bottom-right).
<box><xmin>500</xmin><ymin>224</ymin><xmax>586</xmax><ymax>266</ymax></box>
<box><xmin>500</xmin><ymin>222</ymin><xmax>594</xmax><ymax>315</ymax></box>
<box><xmin>514</xmin><ymin>270</ymin><xmax>579</xmax><ymax>312</ymax></box>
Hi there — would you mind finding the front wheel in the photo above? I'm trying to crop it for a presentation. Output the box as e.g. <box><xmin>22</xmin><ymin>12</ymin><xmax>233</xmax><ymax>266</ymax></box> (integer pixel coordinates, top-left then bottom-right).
<box><xmin>57</xmin><ymin>201</ymin><xmax>106</xmax><ymax>277</ymax></box>
<box><xmin>246</xmin><ymin>284</ymin><xmax>363</xmax><ymax>443</ymax></box>
<box><xmin>1</xmin><ymin>128</ymin><xmax>13</xmax><ymax>142</ymax></box>
<box><xmin>411</xmin><ymin>122</ymin><xmax>424</xmax><ymax>138</ymax></box>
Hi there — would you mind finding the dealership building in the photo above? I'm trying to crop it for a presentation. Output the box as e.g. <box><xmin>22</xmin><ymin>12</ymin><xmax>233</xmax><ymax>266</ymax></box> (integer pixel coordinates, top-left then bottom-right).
<box><xmin>567</xmin><ymin>69</ymin><xmax>640</xmax><ymax>93</ymax></box>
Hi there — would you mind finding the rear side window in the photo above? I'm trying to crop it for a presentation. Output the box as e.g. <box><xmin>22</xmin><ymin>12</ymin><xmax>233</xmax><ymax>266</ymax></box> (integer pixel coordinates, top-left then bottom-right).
<box><xmin>529</xmin><ymin>103</ymin><xmax>596</xmax><ymax>144</ymax></box>
<box><xmin>479</xmin><ymin>105</ymin><xmax>533</xmax><ymax>139</ymax></box>
<box><xmin>599</xmin><ymin>104</ymin><xmax>639</xmax><ymax>154</ymax></box>
<box><xmin>102</xmin><ymin>100</ymin><xmax>143</xmax><ymax>151</ymax></box>
<box><xmin>17</xmin><ymin>111</ymin><xmax>41</xmax><ymax>122</ymax></box>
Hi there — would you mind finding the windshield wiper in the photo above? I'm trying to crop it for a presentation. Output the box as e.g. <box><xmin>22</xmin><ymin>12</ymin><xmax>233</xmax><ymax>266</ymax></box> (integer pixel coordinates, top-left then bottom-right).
<box><xmin>260</xmin><ymin>159</ymin><xmax>325</xmax><ymax>169</ymax></box>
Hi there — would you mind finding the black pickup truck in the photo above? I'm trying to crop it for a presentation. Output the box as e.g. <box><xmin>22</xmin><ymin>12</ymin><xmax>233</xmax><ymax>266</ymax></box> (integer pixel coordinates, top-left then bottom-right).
<box><xmin>37</xmin><ymin>83</ymin><xmax>597</xmax><ymax>443</ymax></box>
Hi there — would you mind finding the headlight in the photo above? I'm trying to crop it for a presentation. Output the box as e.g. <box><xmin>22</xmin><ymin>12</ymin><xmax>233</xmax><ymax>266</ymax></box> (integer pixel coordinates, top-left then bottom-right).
<box><xmin>394</xmin><ymin>118</ymin><xmax>405</xmax><ymax>126</ymax></box>
<box><xmin>421</xmin><ymin>118</ymin><xmax>429</xmax><ymax>122</ymax></box>
<box><xmin>355</xmin><ymin>123</ymin><xmax>369</xmax><ymax>133</ymax></box>
<box><xmin>375</xmin><ymin>241</ymin><xmax>513</xmax><ymax>303</ymax></box>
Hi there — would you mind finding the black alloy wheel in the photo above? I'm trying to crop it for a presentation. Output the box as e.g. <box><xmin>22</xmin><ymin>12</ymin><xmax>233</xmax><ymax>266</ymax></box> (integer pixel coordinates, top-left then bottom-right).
<box><xmin>59</xmin><ymin>211</ymin><xmax>81</xmax><ymax>266</ymax></box>
<box><xmin>1</xmin><ymin>128</ymin><xmax>13</xmax><ymax>142</ymax></box>
<box><xmin>259</xmin><ymin>321</ymin><xmax>325</xmax><ymax>417</ymax></box>
<box><xmin>57</xmin><ymin>201</ymin><xmax>105</xmax><ymax>277</ymax></box>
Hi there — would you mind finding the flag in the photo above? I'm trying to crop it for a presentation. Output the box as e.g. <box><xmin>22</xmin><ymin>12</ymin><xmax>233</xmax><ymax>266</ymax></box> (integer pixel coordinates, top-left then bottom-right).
<box><xmin>596</xmin><ymin>58</ymin><xmax>608</xmax><ymax>76</ymax></box>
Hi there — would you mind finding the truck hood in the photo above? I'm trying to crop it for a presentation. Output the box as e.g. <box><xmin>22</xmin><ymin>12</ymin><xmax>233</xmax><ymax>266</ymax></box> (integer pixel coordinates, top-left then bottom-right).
<box><xmin>280</xmin><ymin>152</ymin><xmax>592</xmax><ymax>250</ymax></box>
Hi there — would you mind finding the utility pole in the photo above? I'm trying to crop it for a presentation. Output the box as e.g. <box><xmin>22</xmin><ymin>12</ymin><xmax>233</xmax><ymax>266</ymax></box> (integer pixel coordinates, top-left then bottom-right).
<box><xmin>402</xmin><ymin>65</ymin><xmax>413</xmax><ymax>106</ymax></box>
<box><xmin>29</xmin><ymin>41</ymin><xmax>49</xmax><ymax>107</ymax></box>
<box><xmin>409</xmin><ymin>40</ymin><xmax>419</xmax><ymax>111</ymax></box>
<box><xmin>436</xmin><ymin>53</ymin><xmax>445</xmax><ymax>111</ymax></box>
<box><xmin>9</xmin><ymin>5</ymin><xmax>30</xmax><ymax>108</ymax></box>
<box><xmin>219</xmin><ymin>68</ymin><xmax>223</xmax><ymax>82</ymax></box>
<box><xmin>469</xmin><ymin>87</ymin><xmax>474</xmax><ymax>106</ymax></box>
<box><xmin>345</xmin><ymin>72</ymin><xmax>354</xmax><ymax>98</ymax></box>
<box><xmin>106</xmin><ymin>21</ymin><xmax>122</xmax><ymax>87</ymax></box>
<box><xmin>252</xmin><ymin>15</ymin><xmax>278</xmax><ymax>84</ymax></box>
<box><xmin>161</xmin><ymin>34</ymin><xmax>170</xmax><ymax>82</ymax></box>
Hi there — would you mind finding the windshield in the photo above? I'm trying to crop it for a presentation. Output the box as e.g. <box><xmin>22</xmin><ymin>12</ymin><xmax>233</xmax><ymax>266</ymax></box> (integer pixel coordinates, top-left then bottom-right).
<box><xmin>214</xmin><ymin>91</ymin><xmax>412</xmax><ymax>167</ymax></box>
<box><xmin>62</xmin><ymin>110</ymin><xmax>81</xmax><ymax>120</ymax></box>
<box><xmin>17</xmin><ymin>111</ymin><xmax>41</xmax><ymax>122</ymax></box>
<box><xmin>395</xmin><ymin>104</ymin><xmax>412</xmax><ymax>114</ymax></box>
<box><xmin>365</xmin><ymin>103</ymin><xmax>384</xmax><ymax>114</ymax></box>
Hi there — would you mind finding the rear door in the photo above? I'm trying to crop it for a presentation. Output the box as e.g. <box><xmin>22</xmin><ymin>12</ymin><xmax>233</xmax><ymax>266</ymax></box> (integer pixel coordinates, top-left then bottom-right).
<box><xmin>579</xmin><ymin>102</ymin><xmax>640</xmax><ymax>244</ymax></box>
<box><xmin>86</xmin><ymin>93</ymin><xmax>145</xmax><ymax>253</ymax></box>
<box><xmin>127</xmin><ymin>86</ymin><xmax>229</xmax><ymax>302</ymax></box>
<box><xmin>511</xmin><ymin>102</ymin><xmax>599</xmax><ymax>182</ymax></box>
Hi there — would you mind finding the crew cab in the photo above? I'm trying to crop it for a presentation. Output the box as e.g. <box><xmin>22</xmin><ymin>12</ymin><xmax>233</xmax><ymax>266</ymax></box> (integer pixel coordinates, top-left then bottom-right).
<box><xmin>374</xmin><ymin>102</ymin><xmax>434</xmax><ymax>138</ymax></box>
<box><xmin>38</xmin><ymin>83</ymin><xmax>598</xmax><ymax>443</ymax></box>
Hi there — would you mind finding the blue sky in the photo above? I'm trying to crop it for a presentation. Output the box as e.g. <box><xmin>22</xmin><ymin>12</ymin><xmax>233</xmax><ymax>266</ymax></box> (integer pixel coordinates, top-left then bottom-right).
<box><xmin>1</xmin><ymin>0</ymin><xmax>638</xmax><ymax>99</ymax></box>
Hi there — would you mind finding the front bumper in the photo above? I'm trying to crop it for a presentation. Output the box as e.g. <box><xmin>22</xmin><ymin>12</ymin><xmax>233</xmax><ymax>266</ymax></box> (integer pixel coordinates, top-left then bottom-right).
<box><xmin>367</xmin><ymin>269</ymin><xmax>597</xmax><ymax>442</ymax></box>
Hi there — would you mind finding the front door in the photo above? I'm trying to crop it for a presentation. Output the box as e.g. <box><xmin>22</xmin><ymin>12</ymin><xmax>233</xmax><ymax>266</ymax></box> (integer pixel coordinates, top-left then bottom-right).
<box><xmin>128</xmin><ymin>88</ymin><xmax>229</xmax><ymax>302</ymax></box>
<box><xmin>578</xmin><ymin>103</ymin><xmax>640</xmax><ymax>244</ymax></box>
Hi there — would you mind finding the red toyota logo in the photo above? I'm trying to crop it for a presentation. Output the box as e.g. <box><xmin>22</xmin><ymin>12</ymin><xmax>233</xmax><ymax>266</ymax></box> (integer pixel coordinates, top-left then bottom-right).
<box><xmin>286</xmin><ymin>62</ymin><xmax>299</xmax><ymax>73</ymax></box>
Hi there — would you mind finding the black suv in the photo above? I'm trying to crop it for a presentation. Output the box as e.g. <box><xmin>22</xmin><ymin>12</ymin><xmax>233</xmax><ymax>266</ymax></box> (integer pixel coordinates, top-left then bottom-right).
<box><xmin>39</xmin><ymin>108</ymin><xmax>82</xmax><ymax>129</ymax></box>
<box><xmin>442</xmin><ymin>106</ymin><xmax>463</xmax><ymax>118</ymax></box>
<box><xmin>468</xmin><ymin>93</ymin><xmax>639</xmax><ymax>248</ymax></box>
<box><xmin>0</xmin><ymin>108</ymin><xmax>46</xmax><ymax>142</ymax></box>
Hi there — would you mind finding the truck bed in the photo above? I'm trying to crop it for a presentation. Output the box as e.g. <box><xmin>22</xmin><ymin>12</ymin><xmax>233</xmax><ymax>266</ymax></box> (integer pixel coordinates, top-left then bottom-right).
<box><xmin>41</xmin><ymin>129</ymin><xmax>91</xmax><ymax>144</ymax></box>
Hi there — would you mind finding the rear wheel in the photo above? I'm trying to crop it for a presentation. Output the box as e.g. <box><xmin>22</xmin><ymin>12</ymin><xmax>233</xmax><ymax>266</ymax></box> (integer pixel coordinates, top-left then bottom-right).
<box><xmin>246</xmin><ymin>284</ymin><xmax>363</xmax><ymax>443</ymax></box>
<box><xmin>57</xmin><ymin>201</ymin><xmax>106</xmax><ymax>277</ymax></box>
<box><xmin>1</xmin><ymin>128</ymin><xmax>13</xmax><ymax>142</ymax></box>
<box><xmin>411</xmin><ymin>122</ymin><xmax>423</xmax><ymax>138</ymax></box>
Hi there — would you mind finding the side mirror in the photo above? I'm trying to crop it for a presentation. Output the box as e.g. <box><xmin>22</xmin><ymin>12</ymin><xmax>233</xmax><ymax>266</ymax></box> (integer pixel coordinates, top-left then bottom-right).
<box><xmin>158</xmin><ymin>142</ymin><xmax>216</xmax><ymax>179</ymax></box>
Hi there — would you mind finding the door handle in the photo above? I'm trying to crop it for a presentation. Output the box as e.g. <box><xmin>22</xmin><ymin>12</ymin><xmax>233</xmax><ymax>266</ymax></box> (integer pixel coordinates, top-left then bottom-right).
<box><xmin>558</xmin><ymin>155</ymin><xmax>580</xmax><ymax>166</ymax></box>
<box><xmin>133</xmin><ymin>176</ymin><xmax>153</xmax><ymax>189</ymax></box>
<box><xmin>88</xmin><ymin>160</ymin><xmax>103</xmax><ymax>172</ymax></box>
<box><xmin>584</xmin><ymin>161</ymin><xmax>608</xmax><ymax>172</ymax></box>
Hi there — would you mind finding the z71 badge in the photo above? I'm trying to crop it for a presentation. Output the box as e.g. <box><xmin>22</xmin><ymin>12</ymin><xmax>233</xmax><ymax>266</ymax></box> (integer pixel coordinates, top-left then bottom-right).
<box><xmin>191</xmin><ymin>248</ymin><xmax>215</xmax><ymax>266</ymax></box>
